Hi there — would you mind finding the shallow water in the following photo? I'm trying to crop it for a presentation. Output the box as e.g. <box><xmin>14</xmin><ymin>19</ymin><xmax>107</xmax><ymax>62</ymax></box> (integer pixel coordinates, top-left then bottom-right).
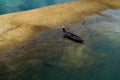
<box><xmin>0</xmin><ymin>0</ymin><xmax>73</xmax><ymax>14</ymax></box>
<box><xmin>0</xmin><ymin>9</ymin><xmax>120</xmax><ymax>80</ymax></box>
<box><xmin>0</xmin><ymin>0</ymin><xmax>120</xmax><ymax>80</ymax></box>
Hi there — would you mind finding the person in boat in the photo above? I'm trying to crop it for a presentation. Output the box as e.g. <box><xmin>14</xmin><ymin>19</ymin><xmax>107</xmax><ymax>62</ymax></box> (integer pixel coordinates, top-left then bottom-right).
<box><xmin>62</xmin><ymin>26</ymin><xmax>84</xmax><ymax>43</ymax></box>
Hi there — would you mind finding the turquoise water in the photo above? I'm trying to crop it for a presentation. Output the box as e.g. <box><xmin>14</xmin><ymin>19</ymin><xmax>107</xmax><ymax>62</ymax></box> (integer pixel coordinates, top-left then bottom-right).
<box><xmin>0</xmin><ymin>0</ymin><xmax>120</xmax><ymax>80</ymax></box>
<box><xmin>0</xmin><ymin>0</ymin><xmax>73</xmax><ymax>14</ymax></box>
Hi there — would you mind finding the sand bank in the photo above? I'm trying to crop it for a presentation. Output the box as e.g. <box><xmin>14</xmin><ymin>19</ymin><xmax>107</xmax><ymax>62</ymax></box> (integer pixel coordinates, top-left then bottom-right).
<box><xmin>0</xmin><ymin>0</ymin><xmax>120</xmax><ymax>53</ymax></box>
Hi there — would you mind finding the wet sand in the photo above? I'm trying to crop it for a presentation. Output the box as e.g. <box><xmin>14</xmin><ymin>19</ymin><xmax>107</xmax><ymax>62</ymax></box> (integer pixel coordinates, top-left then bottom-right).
<box><xmin>0</xmin><ymin>9</ymin><xmax>120</xmax><ymax>80</ymax></box>
<box><xmin>1</xmin><ymin>0</ymin><xmax>120</xmax><ymax>53</ymax></box>
<box><xmin>0</xmin><ymin>0</ymin><xmax>120</xmax><ymax>80</ymax></box>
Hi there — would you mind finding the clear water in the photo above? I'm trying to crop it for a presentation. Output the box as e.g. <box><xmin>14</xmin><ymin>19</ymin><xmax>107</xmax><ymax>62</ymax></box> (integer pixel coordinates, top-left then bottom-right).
<box><xmin>0</xmin><ymin>0</ymin><xmax>73</xmax><ymax>14</ymax></box>
<box><xmin>0</xmin><ymin>0</ymin><xmax>120</xmax><ymax>80</ymax></box>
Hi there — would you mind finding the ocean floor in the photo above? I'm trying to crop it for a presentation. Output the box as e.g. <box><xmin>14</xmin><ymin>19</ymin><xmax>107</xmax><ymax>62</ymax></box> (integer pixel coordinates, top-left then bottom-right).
<box><xmin>0</xmin><ymin>9</ymin><xmax>120</xmax><ymax>80</ymax></box>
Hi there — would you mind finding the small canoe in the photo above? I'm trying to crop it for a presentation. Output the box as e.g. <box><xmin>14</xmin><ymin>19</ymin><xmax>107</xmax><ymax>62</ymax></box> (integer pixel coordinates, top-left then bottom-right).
<box><xmin>62</xmin><ymin>26</ymin><xmax>84</xmax><ymax>43</ymax></box>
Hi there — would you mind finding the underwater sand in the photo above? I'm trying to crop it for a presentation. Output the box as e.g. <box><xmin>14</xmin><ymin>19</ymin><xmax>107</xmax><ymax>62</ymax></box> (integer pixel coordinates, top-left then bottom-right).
<box><xmin>0</xmin><ymin>0</ymin><xmax>120</xmax><ymax>80</ymax></box>
<box><xmin>0</xmin><ymin>9</ymin><xmax>120</xmax><ymax>80</ymax></box>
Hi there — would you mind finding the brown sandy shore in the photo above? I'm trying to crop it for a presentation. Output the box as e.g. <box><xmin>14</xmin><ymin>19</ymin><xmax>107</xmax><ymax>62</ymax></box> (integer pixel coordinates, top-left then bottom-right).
<box><xmin>0</xmin><ymin>0</ymin><xmax>120</xmax><ymax>53</ymax></box>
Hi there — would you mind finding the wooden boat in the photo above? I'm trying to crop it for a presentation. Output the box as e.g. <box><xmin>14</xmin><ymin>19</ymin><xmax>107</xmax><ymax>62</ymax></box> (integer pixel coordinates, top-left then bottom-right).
<box><xmin>62</xmin><ymin>26</ymin><xmax>84</xmax><ymax>43</ymax></box>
